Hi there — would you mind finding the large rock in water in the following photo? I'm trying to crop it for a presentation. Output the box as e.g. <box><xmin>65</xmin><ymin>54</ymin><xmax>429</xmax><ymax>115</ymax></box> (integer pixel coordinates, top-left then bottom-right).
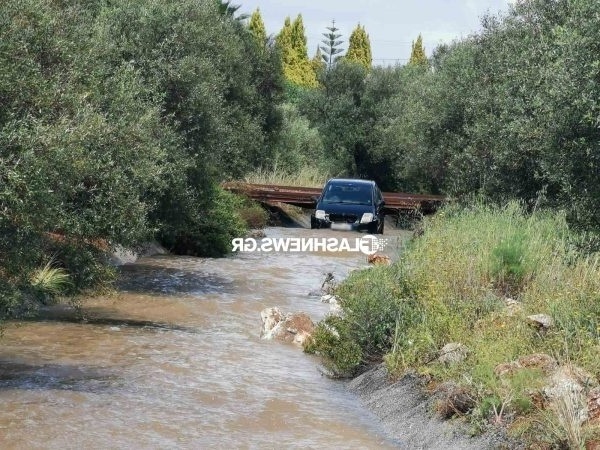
<box><xmin>260</xmin><ymin>307</ymin><xmax>315</xmax><ymax>346</ymax></box>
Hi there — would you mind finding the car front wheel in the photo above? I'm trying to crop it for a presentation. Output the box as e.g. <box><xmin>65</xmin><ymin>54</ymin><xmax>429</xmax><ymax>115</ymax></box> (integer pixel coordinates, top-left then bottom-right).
<box><xmin>368</xmin><ymin>220</ymin><xmax>383</xmax><ymax>234</ymax></box>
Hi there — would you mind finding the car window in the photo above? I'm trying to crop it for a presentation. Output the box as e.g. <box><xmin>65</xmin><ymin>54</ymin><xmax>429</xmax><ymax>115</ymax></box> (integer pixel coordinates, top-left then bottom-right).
<box><xmin>322</xmin><ymin>184</ymin><xmax>372</xmax><ymax>205</ymax></box>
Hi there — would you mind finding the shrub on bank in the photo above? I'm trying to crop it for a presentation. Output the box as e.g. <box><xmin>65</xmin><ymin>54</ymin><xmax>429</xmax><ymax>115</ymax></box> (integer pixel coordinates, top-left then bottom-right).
<box><xmin>308</xmin><ymin>202</ymin><xmax>600</xmax><ymax>446</ymax></box>
<box><xmin>156</xmin><ymin>186</ymin><xmax>249</xmax><ymax>258</ymax></box>
<box><xmin>305</xmin><ymin>265</ymin><xmax>417</xmax><ymax>377</ymax></box>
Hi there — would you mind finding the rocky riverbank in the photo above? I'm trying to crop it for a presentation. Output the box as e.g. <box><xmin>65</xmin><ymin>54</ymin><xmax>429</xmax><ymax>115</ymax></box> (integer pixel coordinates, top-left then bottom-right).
<box><xmin>347</xmin><ymin>364</ymin><xmax>516</xmax><ymax>450</ymax></box>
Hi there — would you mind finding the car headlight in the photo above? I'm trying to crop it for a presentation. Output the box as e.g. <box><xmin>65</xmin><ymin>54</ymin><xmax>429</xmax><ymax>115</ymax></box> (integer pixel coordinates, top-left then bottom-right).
<box><xmin>360</xmin><ymin>213</ymin><xmax>374</xmax><ymax>224</ymax></box>
<box><xmin>315</xmin><ymin>210</ymin><xmax>326</xmax><ymax>220</ymax></box>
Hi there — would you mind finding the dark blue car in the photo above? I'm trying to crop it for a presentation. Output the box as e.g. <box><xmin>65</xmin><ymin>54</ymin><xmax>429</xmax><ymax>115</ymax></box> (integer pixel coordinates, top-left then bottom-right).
<box><xmin>310</xmin><ymin>178</ymin><xmax>385</xmax><ymax>234</ymax></box>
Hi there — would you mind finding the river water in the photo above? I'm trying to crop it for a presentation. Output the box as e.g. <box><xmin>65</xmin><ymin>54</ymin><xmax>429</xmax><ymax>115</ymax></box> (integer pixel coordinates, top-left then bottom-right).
<box><xmin>0</xmin><ymin>226</ymin><xmax>408</xmax><ymax>449</ymax></box>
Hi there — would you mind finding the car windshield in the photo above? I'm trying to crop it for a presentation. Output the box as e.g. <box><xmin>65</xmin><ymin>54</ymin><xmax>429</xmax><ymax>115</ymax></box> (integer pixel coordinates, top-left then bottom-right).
<box><xmin>322</xmin><ymin>184</ymin><xmax>372</xmax><ymax>205</ymax></box>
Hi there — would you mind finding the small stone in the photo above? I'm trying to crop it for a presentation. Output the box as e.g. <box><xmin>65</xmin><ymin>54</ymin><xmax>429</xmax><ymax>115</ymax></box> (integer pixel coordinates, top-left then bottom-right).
<box><xmin>434</xmin><ymin>382</ymin><xmax>475</xmax><ymax>418</ymax></box>
<box><xmin>494</xmin><ymin>361</ymin><xmax>523</xmax><ymax>377</ymax></box>
<box><xmin>367</xmin><ymin>254</ymin><xmax>391</xmax><ymax>265</ymax></box>
<box><xmin>260</xmin><ymin>307</ymin><xmax>284</xmax><ymax>339</ymax></box>
<box><xmin>504</xmin><ymin>297</ymin><xmax>523</xmax><ymax>316</ymax></box>
<box><xmin>527</xmin><ymin>314</ymin><xmax>554</xmax><ymax>330</ymax></box>
<box><xmin>284</xmin><ymin>312</ymin><xmax>315</xmax><ymax>338</ymax></box>
<box><xmin>438</xmin><ymin>343</ymin><xmax>468</xmax><ymax>365</ymax></box>
<box><xmin>320</xmin><ymin>294</ymin><xmax>336</xmax><ymax>303</ymax></box>
<box><xmin>517</xmin><ymin>353</ymin><xmax>558</xmax><ymax>374</ymax></box>
<box><xmin>587</xmin><ymin>387</ymin><xmax>600</xmax><ymax>424</ymax></box>
<box><xmin>321</xmin><ymin>272</ymin><xmax>336</xmax><ymax>295</ymax></box>
<box><xmin>543</xmin><ymin>364</ymin><xmax>599</xmax><ymax>425</ymax></box>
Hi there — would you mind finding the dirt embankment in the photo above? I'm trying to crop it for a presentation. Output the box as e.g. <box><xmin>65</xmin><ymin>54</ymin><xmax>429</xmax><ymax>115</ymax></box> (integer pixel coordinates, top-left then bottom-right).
<box><xmin>347</xmin><ymin>364</ymin><xmax>517</xmax><ymax>450</ymax></box>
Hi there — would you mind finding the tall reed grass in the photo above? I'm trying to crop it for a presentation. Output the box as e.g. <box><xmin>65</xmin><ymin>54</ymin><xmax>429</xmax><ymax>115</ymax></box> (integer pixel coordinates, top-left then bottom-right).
<box><xmin>244</xmin><ymin>165</ymin><xmax>329</xmax><ymax>188</ymax></box>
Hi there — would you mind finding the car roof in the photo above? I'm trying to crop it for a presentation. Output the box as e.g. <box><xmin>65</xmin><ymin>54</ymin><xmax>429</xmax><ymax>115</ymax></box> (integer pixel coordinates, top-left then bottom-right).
<box><xmin>326</xmin><ymin>178</ymin><xmax>375</xmax><ymax>186</ymax></box>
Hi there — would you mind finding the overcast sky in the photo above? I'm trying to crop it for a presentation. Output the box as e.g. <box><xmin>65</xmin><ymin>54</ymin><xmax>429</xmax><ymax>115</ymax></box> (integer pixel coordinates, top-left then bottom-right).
<box><xmin>239</xmin><ymin>0</ymin><xmax>515</xmax><ymax>65</ymax></box>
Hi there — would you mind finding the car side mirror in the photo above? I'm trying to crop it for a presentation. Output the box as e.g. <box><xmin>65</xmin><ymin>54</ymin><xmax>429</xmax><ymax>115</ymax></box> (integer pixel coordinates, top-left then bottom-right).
<box><xmin>312</xmin><ymin>195</ymin><xmax>320</xmax><ymax>202</ymax></box>
<box><xmin>379</xmin><ymin>200</ymin><xmax>386</xmax><ymax>207</ymax></box>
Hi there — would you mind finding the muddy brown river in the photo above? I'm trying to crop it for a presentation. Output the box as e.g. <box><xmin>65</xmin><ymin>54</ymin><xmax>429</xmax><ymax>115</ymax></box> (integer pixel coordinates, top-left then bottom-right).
<box><xmin>0</xmin><ymin>226</ymin><xmax>408</xmax><ymax>449</ymax></box>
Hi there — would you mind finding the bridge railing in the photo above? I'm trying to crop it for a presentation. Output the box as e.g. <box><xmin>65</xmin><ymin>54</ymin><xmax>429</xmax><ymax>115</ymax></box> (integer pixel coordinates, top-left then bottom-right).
<box><xmin>222</xmin><ymin>182</ymin><xmax>445</xmax><ymax>213</ymax></box>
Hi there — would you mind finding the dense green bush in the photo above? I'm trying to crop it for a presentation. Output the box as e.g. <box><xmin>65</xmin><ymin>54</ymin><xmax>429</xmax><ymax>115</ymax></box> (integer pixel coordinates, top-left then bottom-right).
<box><xmin>291</xmin><ymin>0</ymin><xmax>600</xmax><ymax>229</ymax></box>
<box><xmin>305</xmin><ymin>316</ymin><xmax>363</xmax><ymax>377</ymax></box>
<box><xmin>305</xmin><ymin>265</ymin><xmax>417</xmax><ymax>376</ymax></box>
<box><xmin>0</xmin><ymin>0</ymin><xmax>284</xmax><ymax>318</ymax></box>
<box><xmin>270</xmin><ymin>103</ymin><xmax>326</xmax><ymax>173</ymax></box>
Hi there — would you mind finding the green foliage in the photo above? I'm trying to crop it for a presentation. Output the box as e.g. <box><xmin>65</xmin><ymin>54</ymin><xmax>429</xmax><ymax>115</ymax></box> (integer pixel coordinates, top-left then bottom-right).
<box><xmin>156</xmin><ymin>185</ymin><xmax>247</xmax><ymax>258</ymax></box>
<box><xmin>310</xmin><ymin>47</ymin><xmax>326</xmax><ymax>79</ymax></box>
<box><xmin>291</xmin><ymin>0</ymin><xmax>600</xmax><ymax>229</ymax></box>
<box><xmin>346</xmin><ymin>24</ymin><xmax>372</xmax><ymax>70</ymax></box>
<box><xmin>248</xmin><ymin>8</ymin><xmax>267</xmax><ymax>46</ymax></box>
<box><xmin>0</xmin><ymin>0</ymin><xmax>285</xmax><ymax>318</ymax></box>
<box><xmin>276</xmin><ymin>15</ymin><xmax>317</xmax><ymax>88</ymax></box>
<box><xmin>430</xmin><ymin>0</ymin><xmax>599</xmax><ymax>226</ymax></box>
<box><xmin>307</xmin><ymin>265</ymin><xmax>417</xmax><ymax>375</ymax></box>
<box><xmin>314</xmin><ymin>202</ymin><xmax>600</xmax><ymax>446</ymax></box>
<box><xmin>291</xmin><ymin>15</ymin><xmax>309</xmax><ymax>62</ymax></box>
<box><xmin>30</xmin><ymin>259</ymin><xmax>72</xmax><ymax>304</ymax></box>
<box><xmin>238</xmin><ymin>200</ymin><xmax>269</xmax><ymax>229</ymax></box>
<box><xmin>214</xmin><ymin>0</ymin><xmax>247</xmax><ymax>20</ymax></box>
<box><xmin>304</xmin><ymin>316</ymin><xmax>363</xmax><ymax>377</ymax></box>
<box><xmin>271</xmin><ymin>103</ymin><xmax>326</xmax><ymax>172</ymax></box>
<box><xmin>409</xmin><ymin>34</ymin><xmax>428</xmax><ymax>66</ymax></box>
<box><xmin>490</xmin><ymin>232</ymin><xmax>529</xmax><ymax>295</ymax></box>
<box><xmin>244</xmin><ymin>165</ymin><xmax>329</xmax><ymax>188</ymax></box>
<box><xmin>299</xmin><ymin>61</ymin><xmax>396</xmax><ymax>183</ymax></box>
<box><xmin>319</xmin><ymin>20</ymin><xmax>344</xmax><ymax>71</ymax></box>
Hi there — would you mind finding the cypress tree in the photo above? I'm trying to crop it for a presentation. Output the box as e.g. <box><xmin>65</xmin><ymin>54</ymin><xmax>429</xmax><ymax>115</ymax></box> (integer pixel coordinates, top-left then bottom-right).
<box><xmin>277</xmin><ymin>15</ymin><xmax>317</xmax><ymax>87</ymax></box>
<box><xmin>346</xmin><ymin>24</ymin><xmax>372</xmax><ymax>70</ymax></box>
<box><xmin>311</xmin><ymin>46</ymin><xmax>326</xmax><ymax>76</ymax></box>
<box><xmin>409</xmin><ymin>34</ymin><xmax>428</xmax><ymax>66</ymax></box>
<box><xmin>291</xmin><ymin>15</ymin><xmax>309</xmax><ymax>62</ymax></box>
<box><xmin>248</xmin><ymin>8</ymin><xmax>267</xmax><ymax>46</ymax></box>
<box><xmin>276</xmin><ymin>17</ymin><xmax>295</xmax><ymax>78</ymax></box>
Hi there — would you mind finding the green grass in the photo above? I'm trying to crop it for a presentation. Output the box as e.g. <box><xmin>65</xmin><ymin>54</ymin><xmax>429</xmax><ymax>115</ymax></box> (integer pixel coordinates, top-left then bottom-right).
<box><xmin>307</xmin><ymin>201</ymin><xmax>600</xmax><ymax>447</ymax></box>
<box><xmin>30</xmin><ymin>258</ymin><xmax>72</xmax><ymax>303</ymax></box>
<box><xmin>244</xmin><ymin>165</ymin><xmax>329</xmax><ymax>188</ymax></box>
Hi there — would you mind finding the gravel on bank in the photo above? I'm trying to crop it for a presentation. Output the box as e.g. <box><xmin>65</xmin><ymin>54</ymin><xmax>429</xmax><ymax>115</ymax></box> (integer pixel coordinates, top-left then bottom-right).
<box><xmin>347</xmin><ymin>364</ymin><xmax>512</xmax><ymax>450</ymax></box>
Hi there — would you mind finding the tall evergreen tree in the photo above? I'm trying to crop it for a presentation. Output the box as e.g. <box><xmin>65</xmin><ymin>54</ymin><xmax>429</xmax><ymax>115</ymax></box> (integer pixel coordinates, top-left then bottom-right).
<box><xmin>311</xmin><ymin>46</ymin><xmax>326</xmax><ymax>76</ymax></box>
<box><xmin>276</xmin><ymin>17</ymin><xmax>295</xmax><ymax>75</ymax></box>
<box><xmin>409</xmin><ymin>34</ymin><xmax>428</xmax><ymax>66</ymax></box>
<box><xmin>277</xmin><ymin>15</ymin><xmax>317</xmax><ymax>87</ymax></box>
<box><xmin>346</xmin><ymin>24</ymin><xmax>372</xmax><ymax>70</ymax></box>
<box><xmin>320</xmin><ymin>20</ymin><xmax>344</xmax><ymax>71</ymax></box>
<box><xmin>248</xmin><ymin>8</ymin><xmax>267</xmax><ymax>46</ymax></box>
<box><xmin>291</xmin><ymin>15</ymin><xmax>309</xmax><ymax>61</ymax></box>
